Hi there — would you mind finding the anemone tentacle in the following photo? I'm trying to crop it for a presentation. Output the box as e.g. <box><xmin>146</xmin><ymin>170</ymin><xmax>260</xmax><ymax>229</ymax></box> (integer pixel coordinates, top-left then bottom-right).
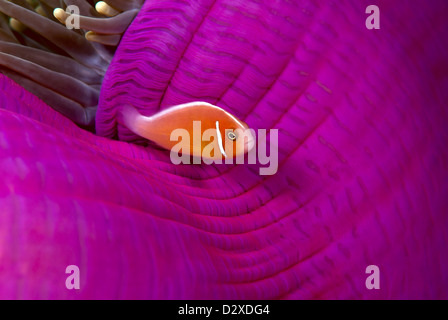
<box><xmin>0</xmin><ymin>0</ymin><xmax>142</xmax><ymax>129</ymax></box>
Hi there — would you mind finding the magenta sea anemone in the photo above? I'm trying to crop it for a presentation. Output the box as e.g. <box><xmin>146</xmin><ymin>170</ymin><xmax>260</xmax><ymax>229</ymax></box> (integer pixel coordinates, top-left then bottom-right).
<box><xmin>0</xmin><ymin>0</ymin><xmax>447</xmax><ymax>299</ymax></box>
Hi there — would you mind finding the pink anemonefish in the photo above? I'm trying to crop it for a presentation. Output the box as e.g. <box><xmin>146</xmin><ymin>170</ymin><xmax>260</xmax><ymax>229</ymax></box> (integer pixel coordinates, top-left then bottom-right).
<box><xmin>120</xmin><ymin>101</ymin><xmax>255</xmax><ymax>160</ymax></box>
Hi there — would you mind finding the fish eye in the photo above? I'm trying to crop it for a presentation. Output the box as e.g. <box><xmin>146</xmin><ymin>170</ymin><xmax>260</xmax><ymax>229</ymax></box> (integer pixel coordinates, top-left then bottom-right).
<box><xmin>227</xmin><ymin>131</ymin><xmax>237</xmax><ymax>141</ymax></box>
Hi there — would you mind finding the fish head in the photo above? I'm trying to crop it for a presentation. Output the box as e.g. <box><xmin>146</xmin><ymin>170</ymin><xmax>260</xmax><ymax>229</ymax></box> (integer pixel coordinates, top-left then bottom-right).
<box><xmin>214</xmin><ymin>112</ymin><xmax>255</xmax><ymax>159</ymax></box>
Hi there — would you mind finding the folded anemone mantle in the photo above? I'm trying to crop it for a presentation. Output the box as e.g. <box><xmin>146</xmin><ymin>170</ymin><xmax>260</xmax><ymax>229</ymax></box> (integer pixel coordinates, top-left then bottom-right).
<box><xmin>0</xmin><ymin>0</ymin><xmax>447</xmax><ymax>299</ymax></box>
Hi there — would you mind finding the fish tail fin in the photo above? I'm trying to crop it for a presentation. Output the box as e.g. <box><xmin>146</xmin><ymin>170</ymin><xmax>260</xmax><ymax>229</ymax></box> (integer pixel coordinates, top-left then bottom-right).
<box><xmin>118</xmin><ymin>104</ymin><xmax>149</xmax><ymax>138</ymax></box>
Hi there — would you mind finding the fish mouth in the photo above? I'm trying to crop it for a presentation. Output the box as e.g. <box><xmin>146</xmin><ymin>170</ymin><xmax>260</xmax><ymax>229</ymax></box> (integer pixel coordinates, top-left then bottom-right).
<box><xmin>243</xmin><ymin>130</ymin><xmax>255</xmax><ymax>153</ymax></box>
